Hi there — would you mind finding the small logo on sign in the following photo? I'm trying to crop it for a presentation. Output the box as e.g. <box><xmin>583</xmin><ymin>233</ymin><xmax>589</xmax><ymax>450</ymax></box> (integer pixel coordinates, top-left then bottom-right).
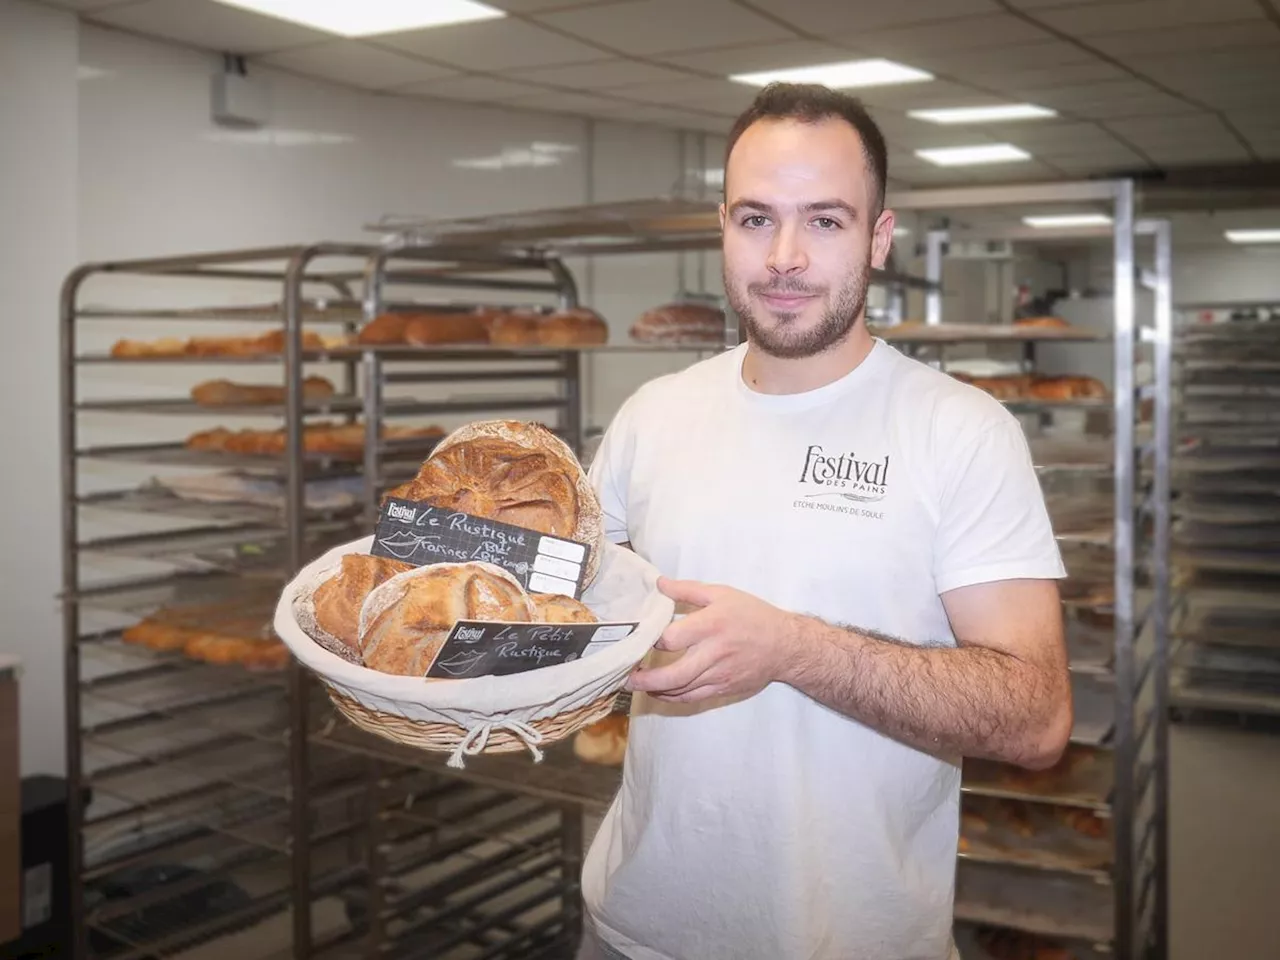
<box><xmin>387</xmin><ymin>502</ymin><xmax>417</xmax><ymax>523</ymax></box>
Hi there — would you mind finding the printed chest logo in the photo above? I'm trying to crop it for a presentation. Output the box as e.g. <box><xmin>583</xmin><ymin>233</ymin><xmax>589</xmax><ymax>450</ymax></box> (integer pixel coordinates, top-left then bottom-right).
<box><xmin>793</xmin><ymin>444</ymin><xmax>890</xmax><ymax>518</ymax></box>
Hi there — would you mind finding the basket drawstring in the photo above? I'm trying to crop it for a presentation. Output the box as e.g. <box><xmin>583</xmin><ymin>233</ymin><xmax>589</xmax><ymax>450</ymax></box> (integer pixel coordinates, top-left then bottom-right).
<box><xmin>447</xmin><ymin>719</ymin><xmax>546</xmax><ymax>770</ymax></box>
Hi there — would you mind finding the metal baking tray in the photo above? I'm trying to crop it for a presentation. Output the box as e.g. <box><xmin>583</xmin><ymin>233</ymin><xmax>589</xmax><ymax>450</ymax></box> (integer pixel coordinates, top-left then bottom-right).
<box><xmin>310</xmin><ymin>711</ymin><xmax>624</xmax><ymax>813</ymax></box>
<box><xmin>874</xmin><ymin>323</ymin><xmax>1106</xmax><ymax>344</ymax></box>
<box><xmin>1174</xmin><ymin>519</ymin><xmax>1280</xmax><ymax>550</ymax></box>
<box><xmin>960</xmin><ymin>795</ymin><xmax>1112</xmax><ymax>881</ymax></box>
<box><xmin>79</xmin><ymin>486</ymin><xmax>363</xmax><ymax>526</ymax></box>
<box><xmin>74</xmin><ymin>441</ymin><xmax>366</xmax><ymax>475</ymax></box>
<box><xmin>953</xmin><ymin>921</ymin><xmax>1110</xmax><ymax>960</ymax></box>
<box><xmin>1173</xmin><ymin>546</ymin><xmax>1280</xmax><ymax>576</ymax></box>
<box><xmin>78</xmin><ymin>518</ymin><xmax>359</xmax><ymax>570</ymax></box>
<box><xmin>77</xmin><ymin>396</ymin><xmax>364</xmax><ymax>417</ymax></box>
<box><xmin>954</xmin><ymin>859</ymin><xmax>1114</xmax><ymax>944</ymax></box>
<box><xmin>75</xmin><ymin>300</ymin><xmax>362</xmax><ymax>324</ymax></box>
<box><xmin>963</xmin><ymin>745</ymin><xmax>1112</xmax><ymax>812</ymax></box>
<box><xmin>69</xmin><ymin>572</ymin><xmax>284</xmax><ymax>618</ymax></box>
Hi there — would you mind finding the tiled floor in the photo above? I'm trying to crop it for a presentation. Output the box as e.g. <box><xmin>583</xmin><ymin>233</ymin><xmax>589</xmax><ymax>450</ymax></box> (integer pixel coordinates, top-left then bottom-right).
<box><xmin>1169</xmin><ymin>722</ymin><xmax>1280</xmax><ymax>960</ymax></box>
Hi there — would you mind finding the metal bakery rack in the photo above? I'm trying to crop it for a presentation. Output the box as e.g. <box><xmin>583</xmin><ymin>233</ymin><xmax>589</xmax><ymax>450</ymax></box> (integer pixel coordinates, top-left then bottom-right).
<box><xmin>59</xmin><ymin>243</ymin><xmax>603</xmax><ymax>960</ymax></box>
<box><xmin>1168</xmin><ymin>303</ymin><xmax>1280</xmax><ymax>724</ymax></box>
<box><xmin>876</xmin><ymin>182</ymin><xmax>1173</xmax><ymax>960</ymax></box>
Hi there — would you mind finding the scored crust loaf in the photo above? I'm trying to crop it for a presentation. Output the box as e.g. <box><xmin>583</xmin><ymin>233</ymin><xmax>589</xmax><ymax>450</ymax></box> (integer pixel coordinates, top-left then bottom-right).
<box><xmin>311</xmin><ymin>554</ymin><xmax>415</xmax><ymax>662</ymax></box>
<box><xmin>630</xmin><ymin>302</ymin><xmax>725</xmax><ymax>344</ymax></box>
<box><xmin>531</xmin><ymin>593</ymin><xmax>598</xmax><ymax>624</ymax></box>
<box><xmin>358</xmin><ymin>562</ymin><xmax>534</xmax><ymax>677</ymax></box>
<box><xmin>387</xmin><ymin>420</ymin><xmax>604</xmax><ymax>585</ymax></box>
<box><xmin>573</xmin><ymin>714</ymin><xmax>629</xmax><ymax>766</ymax></box>
<box><xmin>404</xmin><ymin>311</ymin><xmax>490</xmax><ymax>346</ymax></box>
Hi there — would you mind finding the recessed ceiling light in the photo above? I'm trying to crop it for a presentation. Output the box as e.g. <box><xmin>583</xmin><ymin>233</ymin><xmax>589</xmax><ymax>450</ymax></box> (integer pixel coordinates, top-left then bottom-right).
<box><xmin>909</xmin><ymin>104</ymin><xmax>1056</xmax><ymax>125</ymax></box>
<box><xmin>1023</xmin><ymin>214</ymin><xmax>1112</xmax><ymax>228</ymax></box>
<box><xmin>730</xmin><ymin>59</ymin><xmax>933</xmax><ymax>90</ymax></box>
<box><xmin>916</xmin><ymin>144</ymin><xmax>1032</xmax><ymax>166</ymax></box>
<box><xmin>212</xmin><ymin>0</ymin><xmax>504</xmax><ymax>37</ymax></box>
<box><xmin>1225</xmin><ymin>229</ymin><xmax>1280</xmax><ymax>244</ymax></box>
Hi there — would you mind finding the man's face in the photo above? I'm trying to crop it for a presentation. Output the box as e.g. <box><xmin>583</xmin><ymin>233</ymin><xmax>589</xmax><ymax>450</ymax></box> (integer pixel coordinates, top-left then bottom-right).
<box><xmin>719</xmin><ymin>117</ymin><xmax>895</xmax><ymax>360</ymax></box>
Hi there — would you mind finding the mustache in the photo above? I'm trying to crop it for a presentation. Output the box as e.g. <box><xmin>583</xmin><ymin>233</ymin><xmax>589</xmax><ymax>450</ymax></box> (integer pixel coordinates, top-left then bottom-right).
<box><xmin>748</xmin><ymin>280</ymin><xmax>826</xmax><ymax>296</ymax></box>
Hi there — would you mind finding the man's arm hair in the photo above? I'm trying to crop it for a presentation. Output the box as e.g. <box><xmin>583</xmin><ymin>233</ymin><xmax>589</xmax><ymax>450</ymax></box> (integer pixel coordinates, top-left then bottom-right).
<box><xmin>781</xmin><ymin>578</ymin><xmax>1072</xmax><ymax>769</ymax></box>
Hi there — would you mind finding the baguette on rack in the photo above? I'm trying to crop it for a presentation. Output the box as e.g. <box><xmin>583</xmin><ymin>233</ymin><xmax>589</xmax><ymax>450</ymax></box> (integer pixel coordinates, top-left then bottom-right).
<box><xmin>358</xmin><ymin>313</ymin><xmax>409</xmax><ymax>345</ymax></box>
<box><xmin>404</xmin><ymin>311</ymin><xmax>491</xmax><ymax>346</ymax></box>
<box><xmin>190</xmin><ymin>376</ymin><xmax>335</xmax><ymax>406</ymax></box>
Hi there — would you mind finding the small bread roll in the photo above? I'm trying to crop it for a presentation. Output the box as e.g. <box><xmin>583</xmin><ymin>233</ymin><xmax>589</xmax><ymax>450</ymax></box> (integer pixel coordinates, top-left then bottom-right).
<box><xmin>358</xmin><ymin>313</ymin><xmax>409</xmax><ymax>345</ymax></box>
<box><xmin>359</xmin><ymin>563</ymin><xmax>534</xmax><ymax>677</ymax></box>
<box><xmin>532</xmin><ymin>593</ymin><xmax>597</xmax><ymax>623</ymax></box>
<box><xmin>573</xmin><ymin>715</ymin><xmax>629</xmax><ymax>766</ymax></box>
<box><xmin>311</xmin><ymin>555</ymin><xmax>415</xmax><ymax>661</ymax></box>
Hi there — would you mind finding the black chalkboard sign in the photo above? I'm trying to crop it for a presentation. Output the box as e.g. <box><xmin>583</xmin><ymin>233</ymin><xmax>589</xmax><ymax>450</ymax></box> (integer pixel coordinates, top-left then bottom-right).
<box><xmin>370</xmin><ymin>497</ymin><xmax>592</xmax><ymax>599</ymax></box>
<box><xmin>424</xmin><ymin>620</ymin><xmax>639</xmax><ymax>680</ymax></box>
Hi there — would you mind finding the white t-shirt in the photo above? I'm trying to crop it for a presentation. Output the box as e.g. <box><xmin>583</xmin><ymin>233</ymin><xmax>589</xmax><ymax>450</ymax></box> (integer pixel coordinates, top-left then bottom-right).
<box><xmin>581</xmin><ymin>339</ymin><xmax>1066</xmax><ymax>960</ymax></box>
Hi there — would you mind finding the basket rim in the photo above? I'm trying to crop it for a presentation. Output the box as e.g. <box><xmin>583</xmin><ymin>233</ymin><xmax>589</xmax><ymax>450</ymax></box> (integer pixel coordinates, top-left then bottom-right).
<box><xmin>274</xmin><ymin>534</ymin><xmax>672</xmax><ymax>713</ymax></box>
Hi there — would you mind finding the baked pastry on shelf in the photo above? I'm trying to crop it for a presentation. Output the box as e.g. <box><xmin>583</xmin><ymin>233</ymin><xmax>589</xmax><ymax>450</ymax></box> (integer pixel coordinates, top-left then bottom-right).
<box><xmin>184</xmin><ymin>422</ymin><xmax>445</xmax><ymax>459</ymax></box>
<box><xmin>122</xmin><ymin>607</ymin><xmax>289</xmax><ymax>671</ymax></box>
<box><xmin>630</xmin><ymin>302</ymin><xmax>726</xmax><ymax>345</ymax></box>
<box><xmin>1013</xmin><ymin>316</ymin><xmax>1072</xmax><ymax>329</ymax></box>
<box><xmin>190</xmin><ymin>376</ymin><xmax>336</xmax><ymax>407</ymax></box>
<box><xmin>573</xmin><ymin>714</ymin><xmax>629</xmax><ymax>766</ymax></box>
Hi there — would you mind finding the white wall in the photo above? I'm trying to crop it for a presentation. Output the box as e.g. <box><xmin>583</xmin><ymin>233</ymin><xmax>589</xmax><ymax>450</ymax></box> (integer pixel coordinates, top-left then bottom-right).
<box><xmin>0</xmin><ymin>0</ymin><xmax>79</xmax><ymax>777</ymax></box>
<box><xmin>4</xmin><ymin>15</ymin><xmax>725</xmax><ymax>775</ymax></box>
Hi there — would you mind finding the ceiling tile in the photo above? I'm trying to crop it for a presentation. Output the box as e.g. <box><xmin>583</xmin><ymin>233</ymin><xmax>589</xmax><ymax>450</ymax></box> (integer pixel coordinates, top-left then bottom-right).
<box><xmin>947</xmin><ymin>61</ymin><xmax>1129</xmax><ymax>89</ymax></box>
<box><xmin>41</xmin><ymin>0</ymin><xmax>138</xmax><ymax>10</ymax></box>
<box><xmin>844</xmin><ymin>13</ymin><xmax>1053</xmax><ymax>53</ymax></box>
<box><xmin>920</xmin><ymin>39</ymin><xmax>1098</xmax><ymax>72</ymax></box>
<box><xmin>1003</xmin><ymin>0</ymin><xmax>1122</xmax><ymax>8</ymax></box>
<box><xmin>397</xmin><ymin>74</ymin><xmax>551</xmax><ymax>103</ymax></box>
<box><xmin>855</xmin><ymin>79</ymin><xmax>992</xmax><ymax>109</ymax></box>
<box><xmin>507</xmin><ymin>58</ymin><xmax>695</xmax><ymax>88</ymax></box>
<box><xmin>534</xmin><ymin>0</ymin><xmax>792</xmax><ymax>56</ymax></box>
<box><xmin>1145</xmin><ymin>142</ymin><xmax>1254</xmax><ymax>165</ymax></box>
<box><xmin>743</xmin><ymin>0</ymin><xmax>1002</xmax><ymax>36</ymax></box>
<box><xmin>502</xmin><ymin>90</ymin><xmax>631</xmax><ymax>115</ymax></box>
<box><xmin>609</xmin><ymin>77</ymin><xmax>755</xmax><ymax>113</ymax></box>
<box><xmin>483</xmin><ymin>0</ymin><xmax>633</xmax><ymax>10</ymax></box>
<box><xmin>379</xmin><ymin>17</ymin><xmax>606</xmax><ymax>70</ymax></box>
<box><xmin>1069</xmin><ymin>94</ymin><xmax>1205</xmax><ymax>120</ymax></box>
<box><xmin>1106</xmin><ymin>114</ymin><xmax>1241</xmax><ymax>146</ymax></box>
<box><xmin>259</xmin><ymin>42</ymin><xmax>457</xmax><ymax>90</ymax></box>
<box><xmin>89</xmin><ymin>0</ymin><xmax>329</xmax><ymax>54</ymax></box>
<box><xmin>653</xmin><ymin>40</ymin><xmax>853</xmax><ymax>76</ymax></box>
<box><xmin>601</xmin><ymin>102</ymin><xmax>733</xmax><ymax>130</ymax></box>
<box><xmin>1085</xmin><ymin>21</ymin><xmax>1280</xmax><ymax>57</ymax></box>
<box><xmin>1031</xmin><ymin>0</ymin><xmax>1264</xmax><ymax>36</ymax></box>
<box><xmin>1016</xmin><ymin>78</ymin><xmax>1169</xmax><ymax>109</ymax></box>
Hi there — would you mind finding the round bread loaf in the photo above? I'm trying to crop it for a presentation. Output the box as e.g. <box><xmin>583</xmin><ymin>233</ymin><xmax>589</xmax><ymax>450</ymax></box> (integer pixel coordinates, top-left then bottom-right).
<box><xmin>487</xmin><ymin>311</ymin><xmax>541</xmax><ymax>346</ymax></box>
<box><xmin>387</xmin><ymin>420</ymin><xmax>604</xmax><ymax>585</ymax></box>
<box><xmin>358</xmin><ymin>562</ymin><xmax>534</xmax><ymax>677</ymax></box>
<box><xmin>310</xmin><ymin>554</ymin><xmax>415</xmax><ymax>662</ymax></box>
<box><xmin>630</xmin><ymin>302</ymin><xmax>725</xmax><ymax>344</ymax></box>
<box><xmin>537</xmin><ymin>308</ymin><xmax>608</xmax><ymax>346</ymax></box>
<box><xmin>573</xmin><ymin>714</ymin><xmax>628</xmax><ymax>766</ymax></box>
<box><xmin>531</xmin><ymin>593</ymin><xmax>598</xmax><ymax>624</ymax></box>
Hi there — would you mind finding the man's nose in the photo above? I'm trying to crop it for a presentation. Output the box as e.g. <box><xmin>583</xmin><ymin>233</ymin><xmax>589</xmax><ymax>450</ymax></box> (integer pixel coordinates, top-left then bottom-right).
<box><xmin>766</xmin><ymin>222</ymin><xmax>808</xmax><ymax>276</ymax></box>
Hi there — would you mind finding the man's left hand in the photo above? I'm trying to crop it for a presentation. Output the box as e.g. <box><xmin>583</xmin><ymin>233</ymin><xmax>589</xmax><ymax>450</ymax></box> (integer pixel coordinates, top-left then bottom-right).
<box><xmin>628</xmin><ymin>577</ymin><xmax>797</xmax><ymax>703</ymax></box>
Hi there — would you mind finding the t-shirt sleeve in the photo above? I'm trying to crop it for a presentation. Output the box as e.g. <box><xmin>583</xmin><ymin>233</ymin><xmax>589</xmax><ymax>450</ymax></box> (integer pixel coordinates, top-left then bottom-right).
<box><xmin>933</xmin><ymin>419</ymin><xmax>1067</xmax><ymax>594</ymax></box>
<box><xmin>586</xmin><ymin>400</ymin><xmax>635</xmax><ymax>545</ymax></box>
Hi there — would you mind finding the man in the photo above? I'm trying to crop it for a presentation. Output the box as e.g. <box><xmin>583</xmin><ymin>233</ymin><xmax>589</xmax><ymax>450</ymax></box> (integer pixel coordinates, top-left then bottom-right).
<box><xmin>578</xmin><ymin>83</ymin><xmax>1072</xmax><ymax>960</ymax></box>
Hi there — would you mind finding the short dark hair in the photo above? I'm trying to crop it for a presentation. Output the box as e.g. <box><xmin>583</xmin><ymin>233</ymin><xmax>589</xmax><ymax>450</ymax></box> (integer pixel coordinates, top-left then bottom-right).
<box><xmin>724</xmin><ymin>82</ymin><xmax>889</xmax><ymax>215</ymax></box>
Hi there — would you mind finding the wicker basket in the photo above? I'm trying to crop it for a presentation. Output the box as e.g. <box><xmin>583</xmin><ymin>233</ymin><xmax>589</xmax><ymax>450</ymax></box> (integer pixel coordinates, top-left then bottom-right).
<box><xmin>273</xmin><ymin>535</ymin><xmax>673</xmax><ymax>768</ymax></box>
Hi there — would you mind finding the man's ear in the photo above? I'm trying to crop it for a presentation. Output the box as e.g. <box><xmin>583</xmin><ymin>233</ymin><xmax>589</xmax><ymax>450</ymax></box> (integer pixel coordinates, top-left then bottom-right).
<box><xmin>718</xmin><ymin>201</ymin><xmax>727</xmax><ymax>232</ymax></box>
<box><xmin>870</xmin><ymin>208</ymin><xmax>896</xmax><ymax>270</ymax></box>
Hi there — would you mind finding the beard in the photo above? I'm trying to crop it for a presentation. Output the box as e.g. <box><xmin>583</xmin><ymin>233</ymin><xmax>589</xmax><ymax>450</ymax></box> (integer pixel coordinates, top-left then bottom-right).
<box><xmin>725</xmin><ymin>258</ymin><xmax>870</xmax><ymax>360</ymax></box>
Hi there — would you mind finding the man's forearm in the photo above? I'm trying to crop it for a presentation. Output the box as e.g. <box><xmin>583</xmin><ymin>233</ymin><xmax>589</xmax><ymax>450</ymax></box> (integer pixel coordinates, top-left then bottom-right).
<box><xmin>780</xmin><ymin>614</ymin><xmax>1071</xmax><ymax>769</ymax></box>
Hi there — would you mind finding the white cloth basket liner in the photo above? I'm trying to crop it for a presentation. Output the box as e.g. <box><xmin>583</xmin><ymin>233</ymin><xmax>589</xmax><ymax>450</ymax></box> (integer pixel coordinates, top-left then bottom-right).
<box><xmin>274</xmin><ymin>535</ymin><xmax>673</xmax><ymax>728</ymax></box>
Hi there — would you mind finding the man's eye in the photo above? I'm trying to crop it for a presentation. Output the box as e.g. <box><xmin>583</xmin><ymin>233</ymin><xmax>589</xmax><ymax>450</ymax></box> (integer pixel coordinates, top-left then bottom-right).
<box><xmin>742</xmin><ymin>215</ymin><xmax>769</xmax><ymax>228</ymax></box>
<box><xmin>813</xmin><ymin>217</ymin><xmax>840</xmax><ymax>230</ymax></box>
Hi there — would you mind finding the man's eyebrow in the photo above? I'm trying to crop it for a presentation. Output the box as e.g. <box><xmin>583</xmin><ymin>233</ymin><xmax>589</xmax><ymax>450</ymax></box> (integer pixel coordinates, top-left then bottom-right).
<box><xmin>726</xmin><ymin>198</ymin><xmax>860</xmax><ymax>220</ymax></box>
<box><xmin>727</xmin><ymin>198</ymin><xmax>775</xmax><ymax>216</ymax></box>
<box><xmin>803</xmin><ymin>200</ymin><xmax>860</xmax><ymax>220</ymax></box>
